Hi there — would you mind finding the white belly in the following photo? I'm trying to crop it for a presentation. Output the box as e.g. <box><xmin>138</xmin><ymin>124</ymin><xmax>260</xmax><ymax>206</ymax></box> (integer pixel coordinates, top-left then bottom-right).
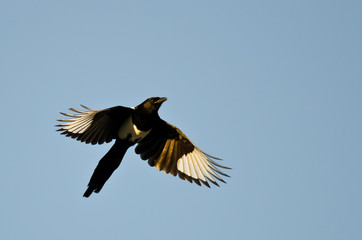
<box><xmin>117</xmin><ymin>116</ymin><xmax>150</xmax><ymax>142</ymax></box>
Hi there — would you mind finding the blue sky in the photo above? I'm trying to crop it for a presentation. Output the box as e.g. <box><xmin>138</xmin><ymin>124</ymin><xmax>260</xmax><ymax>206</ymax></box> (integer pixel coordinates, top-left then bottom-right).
<box><xmin>1</xmin><ymin>1</ymin><xmax>361</xmax><ymax>239</ymax></box>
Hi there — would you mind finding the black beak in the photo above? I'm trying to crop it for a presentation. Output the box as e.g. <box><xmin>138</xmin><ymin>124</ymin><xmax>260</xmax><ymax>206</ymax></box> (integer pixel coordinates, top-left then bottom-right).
<box><xmin>156</xmin><ymin>97</ymin><xmax>167</xmax><ymax>104</ymax></box>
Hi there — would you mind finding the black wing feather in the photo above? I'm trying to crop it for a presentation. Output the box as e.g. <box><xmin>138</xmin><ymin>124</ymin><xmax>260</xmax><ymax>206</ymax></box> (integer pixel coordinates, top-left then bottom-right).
<box><xmin>135</xmin><ymin>120</ymin><xmax>230</xmax><ymax>187</ymax></box>
<box><xmin>56</xmin><ymin>105</ymin><xmax>133</xmax><ymax>145</ymax></box>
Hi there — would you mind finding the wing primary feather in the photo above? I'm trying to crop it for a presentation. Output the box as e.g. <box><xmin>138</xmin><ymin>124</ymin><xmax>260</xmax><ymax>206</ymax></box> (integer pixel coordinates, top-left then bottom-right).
<box><xmin>183</xmin><ymin>173</ymin><xmax>193</xmax><ymax>183</ymax></box>
<box><xmin>79</xmin><ymin>123</ymin><xmax>97</xmax><ymax>143</ymax></box>
<box><xmin>76</xmin><ymin>118</ymin><xmax>94</xmax><ymax>134</ymax></box>
<box><xmin>206</xmin><ymin>177</ymin><xmax>220</xmax><ymax>187</ymax></box>
<box><xmin>90</xmin><ymin>116</ymin><xmax>107</xmax><ymax>140</ymax></box>
<box><xmin>57</xmin><ymin>108</ymin><xmax>96</xmax><ymax>135</ymax></box>
<box><xmin>189</xmin><ymin>152</ymin><xmax>206</xmax><ymax>182</ymax></box>
<box><xmin>206</xmin><ymin>165</ymin><xmax>226</xmax><ymax>183</ymax></box>
<box><xmin>177</xmin><ymin>153</ymin><xmax>184</xmax><ymax>174</ymax></box>
<box><xmin>193</xmin><ymin>178</ymin><xmax>201</xmax><ymax>186</ymax></box>
<box><xmin>80</xmin><ymin>105</ymin><xmax>97</xmax><ymax>111</ymax></box>
<box><xmin>60</xmin><ymin>112</ymin><xmax>81</xmax><ymax>118</ymax></box>
<box><xmin>208</xmin><ymin>162</ymin><xmax>231</xmax><ymax>177</ymax></box>
<box><xmin>192</xmin><ymin>151</ymin><xmax>210</xmax><ymax>181</ymax></box>
<box><xmin>192</xmin><ymin>152</ymin><xmax>206</xmax><ymax>181</ymax></box>
<box><xmin>62</xmin><ymin>117</ymin><xmax>86</xmax><ymax>130</ymax></box>
<box><xmin>80</xmin><ymin>118</ymin><xmax>104</xmax><ymax>143</ymax></box>
<box><xmin>201</xmin><ymin>180</ymin><xmax>211</xmax><ymax>188</ymax></box>
<box><xmin>194</xmin><ymin>150</ymin><xmax>217</xmax><ymax>182</ymax></box>
<box><xmin>201</xmin><ymin>151</ymin><xmax>223</xmax><ymax>161</ymax></box>
<box><xmin>187</xmin><ymin>154</ymin><xmax>198</xmax><ymax>180</ymax></box>
<box><xmin>88</xmin><ymin>117</ymin><xmax>108</xmax><ymax>145</ymax></box>
<box><xmin>208</xmin><ymin>159</ymin><xmax>232</xmax><ymax>170</ymax></box>
<box><xmin>198</xmin><ymin>148</ymin><xmax>231</xmax><ymax>169</ymax></box>
<box><xmin>204</xmin><ymin>157</ymin><xmax>230</xmax><ymax>178</ymax></box>
<box><xmin>69</xmin><ymin>108</ymin><xmax>89</xmax><ymax>114</ymax></box>
<box><xmin>183</xmin><ymin>154</ymin><xmax>191</xmax><ymax>177</ymax></box>
<box><xmin>64</xmin><ymin>117</ymin><xmax>93</xmax><ymax>134</ymax></box>
<box><xmin>194</xmin><ymin>151</ymin><xmax>228</xmax><ymax>182</ymax></box>
<box><xmin>57</xmin><ymin>118</ymin><xmax>77</xmax><ymax>122</ymax></box>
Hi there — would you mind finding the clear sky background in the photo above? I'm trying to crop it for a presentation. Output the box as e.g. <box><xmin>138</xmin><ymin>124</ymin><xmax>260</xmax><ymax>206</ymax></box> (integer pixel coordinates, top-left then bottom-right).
<box><xmin>1</xmin><ymin>1</ymin><xmax>361</xmax><ymax>240</ymax></box>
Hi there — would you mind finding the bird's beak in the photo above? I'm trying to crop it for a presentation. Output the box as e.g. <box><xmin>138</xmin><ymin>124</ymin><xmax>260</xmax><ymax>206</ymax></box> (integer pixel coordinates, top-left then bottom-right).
<box><xmin>157</xmin><ymin>97</ymin><xmax>168</xmax><ymax>104</ymax></box>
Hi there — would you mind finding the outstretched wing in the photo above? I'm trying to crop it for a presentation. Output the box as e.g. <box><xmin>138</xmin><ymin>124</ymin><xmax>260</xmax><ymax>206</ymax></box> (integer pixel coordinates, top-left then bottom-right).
<box><xmin>135</xmin><ymin>120</ymin><xmax>230</xmax><ymax>187</ymax></box>
<box><xmin>56</xmin><ymin>105</ymin><xmax>133</xmax><ymax>145</ymax></box>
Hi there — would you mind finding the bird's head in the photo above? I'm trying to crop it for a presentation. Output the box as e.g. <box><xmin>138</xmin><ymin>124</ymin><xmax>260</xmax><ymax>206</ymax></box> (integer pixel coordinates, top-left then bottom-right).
<box><xmin>136</xmin><ymin>97</ymin><xmax>167</xmax><ymax>115</ymax></box>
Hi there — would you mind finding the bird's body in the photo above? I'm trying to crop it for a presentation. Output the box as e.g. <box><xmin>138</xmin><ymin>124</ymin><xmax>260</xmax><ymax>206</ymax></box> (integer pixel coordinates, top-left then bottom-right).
<box><xmin>117</xmin><ymin>115</ymin><xmax>151</xmax><ymax>142</ymax></box>
<box><xmin>56</xmin><ymin>97</ymin><xmax>230</xmax><ymax>197</ymax></box>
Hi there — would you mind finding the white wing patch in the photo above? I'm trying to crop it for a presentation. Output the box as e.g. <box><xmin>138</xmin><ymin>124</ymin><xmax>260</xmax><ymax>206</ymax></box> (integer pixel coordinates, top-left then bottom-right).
<box><xmin>57</xmin><ymin>105</ymin><xmax>98</xmax><ymax>134</ymax></box>
<box><xmin>118</xmin><ymin>115</ymin><xmax>151</xmax><ymax>142</ymax></box>
<box><xmin>176</xmin><ymin>147</ymin><xmax>228</xmax><ymax>185</ymax></box>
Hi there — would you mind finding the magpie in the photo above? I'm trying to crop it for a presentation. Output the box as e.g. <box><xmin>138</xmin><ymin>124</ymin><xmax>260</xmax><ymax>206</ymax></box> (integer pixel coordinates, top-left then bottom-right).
<box><xmin>56</xmin><ymin>97</ymin><xmax>230</xmax><ymax>197</ymax></box>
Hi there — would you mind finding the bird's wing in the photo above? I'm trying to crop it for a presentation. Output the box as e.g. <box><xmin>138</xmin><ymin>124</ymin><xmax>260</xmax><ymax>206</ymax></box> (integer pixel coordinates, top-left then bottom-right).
<box><xmin>135</xmin><ymin>120</ymin><xmax>231</xmax><ymax>187</ymax></box>
<box><xmin>56</xmin><ymin>105</ymin><xmax>133</xmax><ymax>145</ymax></box>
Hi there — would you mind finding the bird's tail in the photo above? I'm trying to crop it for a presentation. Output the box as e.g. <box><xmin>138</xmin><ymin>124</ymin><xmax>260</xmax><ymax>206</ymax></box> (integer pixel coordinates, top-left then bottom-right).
<box><xmin>83</xmin><ymin>139</ymin><xmax>133</xmax><ymax>198</ymax></box>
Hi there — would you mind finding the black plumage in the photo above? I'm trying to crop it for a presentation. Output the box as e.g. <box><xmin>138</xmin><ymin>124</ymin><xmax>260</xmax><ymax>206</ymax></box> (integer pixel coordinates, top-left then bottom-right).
<box><xmin>56</xmin><ymin>97</ymin><xmax>230</xmax><ymax>197</ymax></box>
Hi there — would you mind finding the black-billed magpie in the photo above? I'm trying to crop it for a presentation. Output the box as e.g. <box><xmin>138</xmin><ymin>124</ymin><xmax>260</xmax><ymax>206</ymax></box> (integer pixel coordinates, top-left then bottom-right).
<box><xmin>56</xmin><ymin>97</ymin><xmax>230</xmax><ymax>197</ymax></box>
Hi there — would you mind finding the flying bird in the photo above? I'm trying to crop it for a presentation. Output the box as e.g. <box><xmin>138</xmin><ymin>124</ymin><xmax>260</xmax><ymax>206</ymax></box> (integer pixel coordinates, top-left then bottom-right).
<box><xmin>56</xmin><ymin>97</ymin><xmax>230</xmax><ymax>197</ymax></box>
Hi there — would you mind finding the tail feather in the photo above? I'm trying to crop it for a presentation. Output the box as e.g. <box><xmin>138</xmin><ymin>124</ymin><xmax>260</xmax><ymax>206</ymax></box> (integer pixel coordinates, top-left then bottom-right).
<box><xmin>83</xmin><ymin>139</ymin><xmax>133</xmax><ymax>198</ymax></box>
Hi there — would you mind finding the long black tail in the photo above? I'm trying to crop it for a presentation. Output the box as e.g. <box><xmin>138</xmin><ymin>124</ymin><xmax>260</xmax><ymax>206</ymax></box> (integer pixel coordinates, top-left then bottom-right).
<box><xmin>83</xmin><ymin>139</ymin><xmax>133</xmax><ymax>198</ymax></box>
